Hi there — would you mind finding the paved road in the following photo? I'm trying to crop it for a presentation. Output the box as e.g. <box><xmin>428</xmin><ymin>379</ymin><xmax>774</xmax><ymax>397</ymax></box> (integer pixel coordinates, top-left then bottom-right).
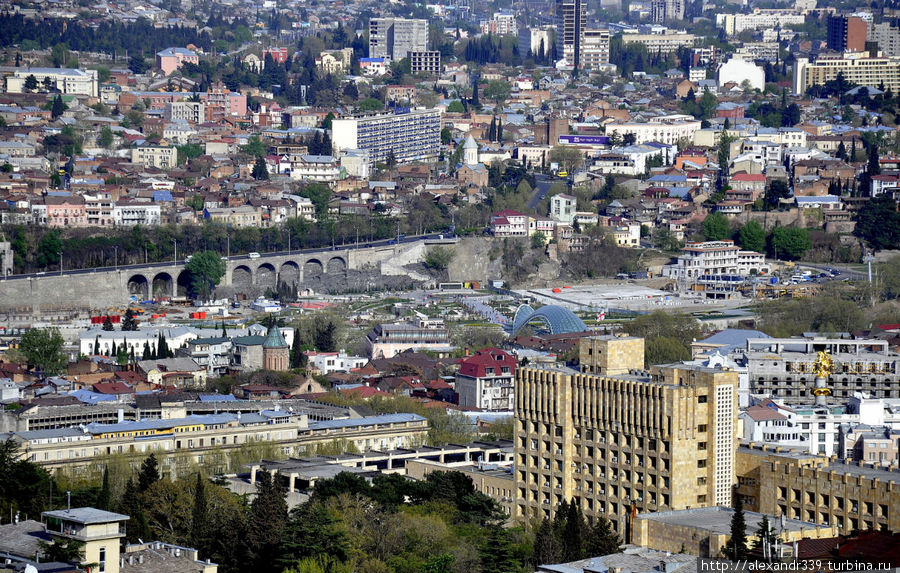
<box><xmin>528</xmin><ymin>174</ymin><xmax>554</xmax><ymax>211</ymax></box>
<box><xmin>797</xmin><ymin>263</ymin><xmax>867</xmax><ymax>281</ymax></box>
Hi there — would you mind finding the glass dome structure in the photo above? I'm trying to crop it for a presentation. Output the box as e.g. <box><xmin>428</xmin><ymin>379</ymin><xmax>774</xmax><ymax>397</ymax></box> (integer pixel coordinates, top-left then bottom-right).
<box><xmin>512</xmin><ymin>304</ymin><xmax>588</xmax><ymax>335</ymax></box>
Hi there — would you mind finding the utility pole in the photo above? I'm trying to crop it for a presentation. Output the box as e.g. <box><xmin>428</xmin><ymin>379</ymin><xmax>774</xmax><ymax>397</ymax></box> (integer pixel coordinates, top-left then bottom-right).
<box><xmin>172</xmin><ymin>239</ymin><xmax>177</xmax><ymax>263</ymax></box>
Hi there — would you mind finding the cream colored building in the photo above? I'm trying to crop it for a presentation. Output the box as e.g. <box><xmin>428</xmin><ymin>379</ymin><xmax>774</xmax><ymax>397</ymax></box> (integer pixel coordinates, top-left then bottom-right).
<box><xmin>583</xmin><ymin>29</ymin><xmax>611</xmax><ymax>69</ymax></box>
<box><xmin>316</xmin><ymin>48</ymin><xmax>353</xmax><ymax>74</ymax></box>
<box><xmin>6</xmin><ymin>67</ymin><xmax>99</xmax><ymax>97</ymax></box>
<box><xmin>131</xmin><ymin>145</ymin><xmax>177</xmax><ymax>169</ymax></box>
<box><xmin>736</xmin><ymin>444</ymin><xmax>900</xmax><ymax>532</ymax></box>
<box><xmin>13</xmin><ymin>411</ymin><xmax>428</xmax><ymax>474</ymax></box>
<box><xmin>579</xmin><ymin>335</ymin><xmax>646</xmax><ymax>374</ymax></box>
<box><xmin>165</xmin><ymin>101</ymin><xmax>206</xmax><ymax>123</ymax></box>
<box><xmin>634</xmin><ymin>506</ymin><xmax>838</xmax><ymax>558</ymax></box>
<box><xmin>515</xmin><ymin>342</ymin><xmax>739</xmax><ymax>533</ymax></box>
<box><xmin>43</xmin><ymin>507</ymin><xmax>128</xmax><ymax>573</ymax></box>
<box><xmin>716</xmin><ymin>11</ymin><xmax>806</xmax><ymax>36</ymax></box>
<box><xmin>204</xmin><ymin>205</ymin><xmax>262</xmax><ymax>227</ymax></box>
<box><xmin>606</xmin><ymin>115</ymin><xmax>702</xmax><ymax>146</ymax></box>
<box><xmin>794</xmin><ymin>53</ymin><xmax>900</xmax><ymax>95</ymax></box>
<box><xmin>622</xmin><ymin>33</ymin><xmax>697</xmax><ymax>55</ymax></box>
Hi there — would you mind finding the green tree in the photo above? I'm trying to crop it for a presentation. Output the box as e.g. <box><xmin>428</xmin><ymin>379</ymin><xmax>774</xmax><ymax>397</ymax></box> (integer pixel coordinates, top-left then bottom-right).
<box><xmin>24</xmin><ymin>74</ymin><xmax>38</xmax><ymax>92</ymax></box>
<box><xmin>278</xmin><ymin>501</ymin><xmax>350</xmax><ymax>568</ymax></box>
<box><xmin>440</xmin><ymin>127</ymin><xmax>452</xmax><ymax>145</ymax></box>
<box><xmin>562</xmin><ymin>501</ymin><xmax>584</xmax><ymax>561</ymax></box>
<box><xmin>121</xmin><ymin>309</ymin><xmax>138</xmax><ymax>331</ymax></box>
<box><xmin>584</xmin><ymin>516</ymin><xmax>621</xmax><ymax>557</ymax></box>
<box><xmin>99</xmin><ymin>125</ymin><xmax>114</xmax><ymax>148</ymax></box>
<box><xmin>246</xmin><ymin>471</ymin><xmax>288</xmax><ymax>571</ymax></box>
<box><xmin>625</xmin><ymin>312</ymin><xmax>701</xmax><ymax>367</ymax></box>
<box><xmin>698</xmin><ymin>88</ymin><xmax>718</xmax><ymax>119</ymax></box>
<box><xmin>471</xmin><ymin>79</ymin><xmax>480</xmax><ymax>108</ymax></box>
<box><xmin>0</xmin><ymin>439</ymin><xmax>52</xmax><ymax>521</ymax></box>
<box><xmin>549</xmin><ymin>145</ymin><xmax>584</xmax><ymax>173</ymax></box>
<box><xmin>102</xmin><ymin>315</ymin><xmax>114</xmax><ymax>331</ymax></box>
<box><xmin>96</xmin><ymin>466</ymin><xmax>111</xmax><ymax>511</ymax></box>
<box><xmin>185</xmin><ymin>250</ymin><xmax>227</xmax><ymax>300</ymax></box>
<box><xmin>764</xmin><ymin>180</ymin><xmax>791</xmax><ymax>210</ymax></box>
<box><xmin>424</xmin><ymin>246</ymin><xmax>454</xmax><ymax>270</ymax></box>
<box><xmin>241</xmin><ymin>135</ymin><xmax>267</xmax><ymax>157</ymax></box>
<box><xmin>39</xmin><ymin>538</ymin><xmax>85</xmax><ymax>564</ymax></box>
<box><xmin>447</xmin><ymin>100</ymin><xmax>465</xmax><ymax>113</ymax></box>
<box><xmin>533</xmin><ymin>517</ymin><xmax>559</xmax><ymax>566</ymax></box>
<box><xmin>483</xmin><ymin>79</ymin><xmax>512</xmax><ymax>104</ymax></box>
<box><xmin>19</xmin><ymin>327</ymin><xmax>66</xmax><ymax>375</ymax></box>
<box><xmin>770</xmin><ymin>227</ymin><xmax>811</xmax><ymax>260</ymax></box>
<box><xmin>532</xmin><ymin>232</ymin><xmax>547</xmax><ymax>249</ymax></box>
<box><xmin>478</xmin><ymin>525</ymin><xmax>517</xmax><ymax>573</ymax></box>
<box><xmin>191</xmin><ymin>473</ymin><xmax>208</xmax><ymax>551</ymax></box>
<box><xmin>855</xmin><ymin>195</ymin><xmax>900</xmax><ymax>250</ymax></box>
<box><xmin>722</xmin><ymin>489</ymin><xmax>749</xmax><ymax>561</ymax></box>
<box><xmin>754</xmin><ymin>514</ymin><xmax>777</xmax><ymax>561</ymax></box>
<box><xmin>51</xmin><ymin>94</ymin><xmax>66</xmax><ymax>119</ymax></box>
<box><xmin>37</xmin><ymin>229</ymin><xmax>62</xmax><ymax>268</ymax></box>
<box><xmin>138</xmin><ymin>453</ymin><xmax>160</xmax><ymax>492</ymax></box>
<box><xmin>252</xmin><ymin>156</ymin><xmax>270</xmax><ymax>180</ymax></box>
<box><xmin>738</xmin><ymin>221</ymin><xmax>766</xmax><ymax>253</ymax></box>
<box><xmin>701</xmin><ymin>212</ymin><xmax>730</xmax><ymax>240</ymax></box>
<box><xmin>357</xmin><ymin>97</ymin><xmax>383</xmax><ymax>111</ymax></box>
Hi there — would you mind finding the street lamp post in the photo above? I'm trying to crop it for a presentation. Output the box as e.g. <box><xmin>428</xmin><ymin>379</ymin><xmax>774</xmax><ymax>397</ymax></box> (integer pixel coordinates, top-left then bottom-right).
<box><xmin>114</xmin><ymin>246</ymin><xmax>118</xmax><ymax>270</ymax></box>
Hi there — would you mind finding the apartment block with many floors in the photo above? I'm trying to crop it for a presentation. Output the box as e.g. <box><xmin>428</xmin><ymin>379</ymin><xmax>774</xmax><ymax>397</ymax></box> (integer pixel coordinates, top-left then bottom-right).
<box><xmin>514</xmin><ymin>337</ymin><xmax>738</xmax><ymax>532</ymax></box>
<box><xmin>331</xmin><ymin>109</ymin><xmax>441</xmax><ymax>167</ymax></box>
<box><xmin>794</xmin><ymin>53</ymin><xmax>900</xmax><ymax>95</ymax></box>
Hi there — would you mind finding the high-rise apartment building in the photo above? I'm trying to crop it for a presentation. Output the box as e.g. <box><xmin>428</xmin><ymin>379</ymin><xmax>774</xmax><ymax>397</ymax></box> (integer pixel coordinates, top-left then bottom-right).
<box><xmin>519</xmin><ymin>26</ymin><xmax>554</xmax><ymax>59</ymax></box>
<box><xmin>868</xmin><ymin>22</ymin><xmax>900</xmax><ymax>57</ymax></box>
<box><xmin>651</xmin><ymin>0</ymin><xmax>685</xmax><ymax>23</ymax></box>
<box><xmin>794</xmin><ymin>53</ymin><xmax>900</xmax><ymax>95</ymax></box>
<box><xmin>332</xmin><ymin>109</ymin><xmax>442</xmax><ymax>167</ymax></box>
<box><xmin>514</xmin><ymin>336</ymin><xmax>738</xmax><ymax>532</ymax></box>
<box><xmin>556</xmin><ymin>0</ymin><xmax>586</xmax><ymax>69</ymax></box>
<box><xmin>827</xmin><ymin>15</ymin><xmax>868</xmax><ymax>53</ymax></box>
<box><xmin>409</xmin><ymin>50</ymin><xmax>441</xmax><ymax>75</ymax></box>
<box><xmin>369</xmin><ymin>18</ymin><xmax>428</xmax><ymax>61</ymax></box>
<box><xmin>582</xmin><ymin>28</ymin><xmax>611</xmax><ymax>69</ymax></box>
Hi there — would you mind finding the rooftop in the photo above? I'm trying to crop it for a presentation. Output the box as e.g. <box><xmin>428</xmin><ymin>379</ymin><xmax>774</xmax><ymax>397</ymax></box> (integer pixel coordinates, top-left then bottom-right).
<box><xmin>43</xmin><ymin>507</ymin><xmax>129</xmax><ymax>525</ymax></box>
<box><xmin>636</xmin><ymin>507</ymin><xmax>822</xmax><ymax>535</ymax></box>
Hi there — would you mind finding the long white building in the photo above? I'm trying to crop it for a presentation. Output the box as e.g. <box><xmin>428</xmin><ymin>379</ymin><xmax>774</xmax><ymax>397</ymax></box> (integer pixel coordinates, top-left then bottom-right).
<box><xmin>605</xmin><ymin>114</ymin><xmax>701</xmax><ymax>145</ymax></box>
<box><xmin>716</xmin><ymin>11</ymin><xmax>806</xmax><ymax>36</ymax></box>
<box><xmin>6</xmin><ymin>68</ymin><xmax>99</xmax><ymax>97</ymax></box>
<box><xmin>661</xmin><ymin>240</ymin><xmax>771</xmax><ymax>280</ymax></box>
<box><xmin>332</xmin><ymin>109</ymin><xmax>442</xmax><ymax>167</ymax></box>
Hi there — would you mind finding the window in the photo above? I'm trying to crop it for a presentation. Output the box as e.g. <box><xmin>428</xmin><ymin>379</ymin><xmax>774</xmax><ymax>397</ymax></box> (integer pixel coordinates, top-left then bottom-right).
<box><xmin>697</xmin><ymin>394</ymin><xmax>708</xmax><ymax>403</ymax></box>
<box><xmin>99</xmin><ymin>547</ymin><xmax>106</xmax><ymax>573</ymax></box>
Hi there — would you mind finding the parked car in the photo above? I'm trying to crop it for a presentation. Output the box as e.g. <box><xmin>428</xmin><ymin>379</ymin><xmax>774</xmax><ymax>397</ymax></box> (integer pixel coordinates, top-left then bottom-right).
<box><xmin>248</xmin><ymin>252</ymin><xmax>261</xmax><ymax>259</ymax></box>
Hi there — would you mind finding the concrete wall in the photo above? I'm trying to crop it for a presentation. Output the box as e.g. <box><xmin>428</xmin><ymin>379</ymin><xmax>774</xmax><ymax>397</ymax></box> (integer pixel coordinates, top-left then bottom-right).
<box><xmin>0</xmin><ymin>241</ymin><xmax>429</xmax><ymax>312</ymax></box>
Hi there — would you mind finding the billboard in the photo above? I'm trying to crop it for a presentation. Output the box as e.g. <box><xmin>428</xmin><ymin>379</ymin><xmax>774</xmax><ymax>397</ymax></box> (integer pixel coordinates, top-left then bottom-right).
<box><xmin>558</xmin><ymin>134</ymin><xmax>610</xmax><ymax>145</ymax></box>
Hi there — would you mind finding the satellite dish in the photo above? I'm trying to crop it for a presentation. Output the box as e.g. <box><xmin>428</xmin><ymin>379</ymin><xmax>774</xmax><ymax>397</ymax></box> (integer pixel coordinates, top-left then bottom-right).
<box><xmin>25</xmin><ymin>565</ymin><xmax>38</xmax><ymax>573</ymax></box>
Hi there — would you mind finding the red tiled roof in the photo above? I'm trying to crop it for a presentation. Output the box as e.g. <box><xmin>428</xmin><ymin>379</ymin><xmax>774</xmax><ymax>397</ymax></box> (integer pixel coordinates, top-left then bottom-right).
<box><xmin>730</xmin><ymin>173</ymin><xmax>766</xmax><ymax>181</ymax></box>
<box><xmin>743</xmin><ymin>403</ymin><xmax>786</xmax><ymax>421</ymax></box>
<box><xmin>457</xmin><ymin>348</ymin><xmax>517</xmax><ymax>378</ymax></box>
<box><xmin>92</xmin><ymin>382</ymin><xmax>134</xmax><ymax>395</ymax></box>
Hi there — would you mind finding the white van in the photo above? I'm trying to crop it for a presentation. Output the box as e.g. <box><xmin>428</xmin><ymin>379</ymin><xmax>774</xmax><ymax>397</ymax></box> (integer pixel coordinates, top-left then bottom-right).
<box><xmin>248</xmin><ymin>252</ymin><xmax>261</xmax><ymax>259</ymax></box>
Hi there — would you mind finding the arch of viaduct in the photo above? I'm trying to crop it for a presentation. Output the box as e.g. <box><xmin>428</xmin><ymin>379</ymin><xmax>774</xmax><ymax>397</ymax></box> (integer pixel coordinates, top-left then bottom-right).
<box><xmin>124</xmin><ymin>254</ymin><xmax>349</xmax><ymax>300</ymax></box>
